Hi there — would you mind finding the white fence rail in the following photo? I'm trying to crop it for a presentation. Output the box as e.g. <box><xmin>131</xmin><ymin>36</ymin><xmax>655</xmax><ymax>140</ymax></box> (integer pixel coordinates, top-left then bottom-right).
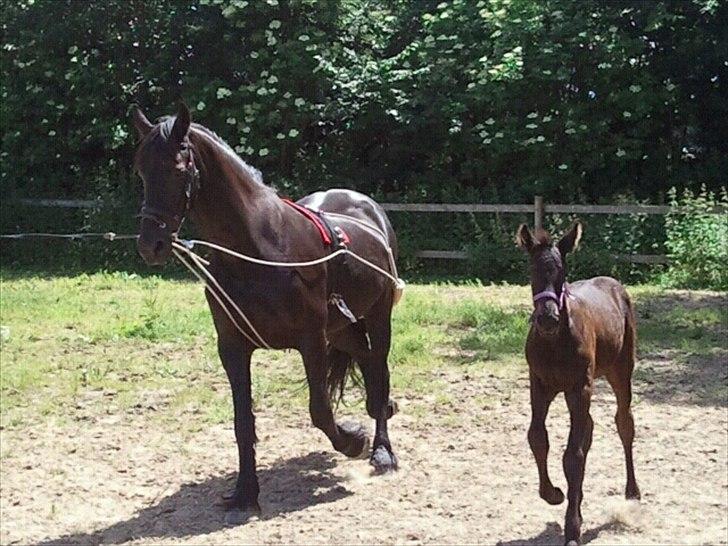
<box><xmin>11</xmin><ymin>196</ymin><xmax>726</xmax><ymax>264</ymax></box>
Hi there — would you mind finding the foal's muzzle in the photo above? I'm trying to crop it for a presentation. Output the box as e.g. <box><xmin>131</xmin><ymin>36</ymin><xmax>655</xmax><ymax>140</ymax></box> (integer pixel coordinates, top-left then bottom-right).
<box><xmin>535</xmin><ymin>306</ymin><xmax>560</xmax><ymax>335</ymax></box>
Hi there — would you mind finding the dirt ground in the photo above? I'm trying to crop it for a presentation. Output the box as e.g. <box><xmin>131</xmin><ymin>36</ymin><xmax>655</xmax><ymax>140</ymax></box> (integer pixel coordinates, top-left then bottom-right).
<box><xmin>2</xmin><ymin>347</ymin><xmax>727</xmax><ymax>546</ymax></box>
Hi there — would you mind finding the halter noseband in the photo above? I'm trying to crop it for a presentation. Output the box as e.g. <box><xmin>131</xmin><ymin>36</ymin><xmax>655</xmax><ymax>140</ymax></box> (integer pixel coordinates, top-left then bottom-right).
<box><xmin>532</xmin><ymin>283</ymin><xmax>571</xmax><ymax>311</ymax></box>
<box><xmin>138</xmin><ymin>149</ymin><xmax>200</xmax><ymax>234</ymax></box>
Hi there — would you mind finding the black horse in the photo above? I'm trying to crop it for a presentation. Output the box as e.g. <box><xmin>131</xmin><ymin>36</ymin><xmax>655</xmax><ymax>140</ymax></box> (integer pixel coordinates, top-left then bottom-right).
<box><xmin>132</xmin><ymin>103</ymin><xmax>400</xmax><ymax>521</ymax></box>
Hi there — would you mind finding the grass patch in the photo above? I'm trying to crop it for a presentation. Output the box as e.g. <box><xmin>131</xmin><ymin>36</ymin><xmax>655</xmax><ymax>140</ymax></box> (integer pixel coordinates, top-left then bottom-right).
<box><xmin>1</xmin><ymin>271</ymin><xmax>725</xmax><ymax>428</ymax></box>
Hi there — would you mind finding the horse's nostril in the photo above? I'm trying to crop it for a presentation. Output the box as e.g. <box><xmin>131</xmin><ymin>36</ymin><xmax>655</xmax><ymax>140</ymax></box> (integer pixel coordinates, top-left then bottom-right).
<box><xmin>154</xmin><ymin>240</ymin><xmax>165</xmax><ymax>255</ymax></box>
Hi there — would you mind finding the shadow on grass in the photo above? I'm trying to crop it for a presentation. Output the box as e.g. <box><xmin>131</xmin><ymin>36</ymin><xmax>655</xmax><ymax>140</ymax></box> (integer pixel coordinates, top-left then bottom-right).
<box><xmin>35</xmin><ymin>451</ymin><xmax>351</xmax><ymax>545</ymax></box>
<box><xmin>497</xmin><ymin>520</ymin><xmax>629</xmax><ymax>546</ymax></box>
<box><xmin>633</xmin><ymin>291</ymin><xmax>727</xmax><ymax>407</ymax></box>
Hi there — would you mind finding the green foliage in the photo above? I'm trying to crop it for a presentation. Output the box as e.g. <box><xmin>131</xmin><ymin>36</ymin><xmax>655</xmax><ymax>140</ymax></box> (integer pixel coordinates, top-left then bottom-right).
<box><xmin>1</xmin><ymin>0</ymin><xmax>726</xmax><ymax>280</ymax></box>
<box><xmin>662</xmin><ymin>185</ymin><xmax>728</xmax><ymax>290</ymax></box>
<box><xmin>2</xmin><ymin>0</ymin><xmax>725</xmax><ymax>201</ymax></box>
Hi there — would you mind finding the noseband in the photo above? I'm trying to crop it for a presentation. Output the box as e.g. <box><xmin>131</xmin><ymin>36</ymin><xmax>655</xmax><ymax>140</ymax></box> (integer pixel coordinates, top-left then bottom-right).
<box><xmin>532</xmin><ymin>283</ymin><xmax>571</xmax><ymax>311</ymax></box>
<box><xmin>138</xmin><ymin>150</ymin><xmax>200</xmax><ymax>234</ymax></box>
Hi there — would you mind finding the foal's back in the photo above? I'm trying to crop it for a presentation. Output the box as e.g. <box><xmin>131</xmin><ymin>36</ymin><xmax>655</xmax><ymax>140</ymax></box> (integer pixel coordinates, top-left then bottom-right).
<box><xmin>563</xmin><ymin>276</ymin><xmax>634</xmax><ymax>376</ymax></box>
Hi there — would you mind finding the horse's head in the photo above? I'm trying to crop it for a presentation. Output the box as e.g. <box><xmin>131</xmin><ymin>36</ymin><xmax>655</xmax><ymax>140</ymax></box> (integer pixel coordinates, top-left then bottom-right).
<box><xmin>132</xmin><ymin>103</ymin><xmax>198</xmax><ymax>265</ymax></box>
<box><xmin>516</xmin><ymin>221</ymin><xmax>582</xmax><ymax>335</ymax></box>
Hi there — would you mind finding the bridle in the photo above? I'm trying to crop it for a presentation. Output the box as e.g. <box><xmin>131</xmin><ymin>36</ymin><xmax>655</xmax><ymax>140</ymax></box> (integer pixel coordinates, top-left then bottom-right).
<box><xmin>138</xmin><ymin>148</ymin><xmax>200</xmax><ymax>235</ymax></box>
<box><xmin>532</xmin><ymin>282</ymin><xmax>571</xmax><ymax>311</ymax></box>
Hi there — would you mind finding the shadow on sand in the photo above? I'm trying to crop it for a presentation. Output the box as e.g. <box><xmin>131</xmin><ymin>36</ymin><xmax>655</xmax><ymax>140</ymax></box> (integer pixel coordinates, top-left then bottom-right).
<box><xmin>36</xmin><ymin>451</ymin><xmax>352</xmax><ymax>545</ymax></box>
<box><xmin>497</xmin><ymin>520</ymin><xmax>628</xmax><ymax>546</ymax></box>
<box><xmin>634</xmin><ymin>291</ymin><xmax>727</xmax><ymax>408</ymax></box>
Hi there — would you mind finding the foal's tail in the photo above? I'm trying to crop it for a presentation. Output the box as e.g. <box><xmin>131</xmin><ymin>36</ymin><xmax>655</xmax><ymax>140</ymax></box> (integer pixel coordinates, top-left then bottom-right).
<box><xmin>623</xmin><ymin>291</ymin><xmax>637</xmax><ymax>369</ymax></box>
<box><xmin>326</xmin><ymin>345</ymin><xmax>360</xmax><ymax>407</ymax></box>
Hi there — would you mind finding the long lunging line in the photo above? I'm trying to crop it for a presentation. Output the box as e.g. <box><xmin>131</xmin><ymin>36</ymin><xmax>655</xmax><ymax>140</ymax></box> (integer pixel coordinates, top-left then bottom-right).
<box><xmin>170</xmin><ymin>215</ymin><xmax>405</xmax><ymax>349</ymax></box>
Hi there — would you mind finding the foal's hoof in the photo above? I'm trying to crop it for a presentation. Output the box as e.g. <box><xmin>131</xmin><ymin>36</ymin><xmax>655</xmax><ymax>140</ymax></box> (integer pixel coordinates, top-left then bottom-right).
<box><xmin>224</xmin><ymin>504</ymin><xmax>261</xmax><ymax>526</ymax></box>
<box><xmin>626</xmin><ymin>485</ymin><xmax>641</xmax><ymax>500</ymax></box>
<box><xmin>338</xmin><ymin>420</ymin><xmax>370</xmax><ymax>458</ymax></box>
<box><xmin>221</xmin><ymin>488</ymin><xmax>237</xmax><ymax>501</ymax></box>
<box><xmin>370</xmin><ymin>445</ymin><xmax>398</xmax><ymax>474</ymax></box>
<box><xmin>540</xmin><ymin>486</ymin><xmax>565</xmax><ymax>505</ymax></box>
<box><xmin>565</xmin><ymin>540</ymin><xmax>579</xmax><ymax>546</ymax></box>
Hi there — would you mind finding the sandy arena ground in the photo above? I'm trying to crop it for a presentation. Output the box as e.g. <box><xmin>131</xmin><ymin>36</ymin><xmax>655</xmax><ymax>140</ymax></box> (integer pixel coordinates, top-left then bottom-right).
<box><xmin>1</xmin><ymin>347</ymin><xmax>726</xmax><ymax>545</ymax></box>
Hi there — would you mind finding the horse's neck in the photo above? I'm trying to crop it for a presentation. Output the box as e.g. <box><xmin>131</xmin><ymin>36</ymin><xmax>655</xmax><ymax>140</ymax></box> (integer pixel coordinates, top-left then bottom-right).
<box><xmin>189</xmin><ymin>132</ymin><xmax>285</xmax><ymax>256</ymax></box>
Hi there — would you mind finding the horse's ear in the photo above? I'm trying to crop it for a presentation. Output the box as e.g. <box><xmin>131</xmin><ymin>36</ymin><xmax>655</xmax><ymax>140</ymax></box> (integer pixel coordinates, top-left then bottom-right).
<box><xmin>132</xmin><ymin>106</ymin><xmax>153</xmax><ymax>139</ymax></box>
<box><xmin>170</xmin><ymin>102</ymin><xmax>191</xmax><ymax>144</ymax></box>
<box><xmin>557</xmin><ymin>220</ymin><xmax>583</xmax><ymax>256</ymax></box>
<box><xmin>515</xmin><ymin>224</ymin><xmax>534</xmax><ymax>252</ymax></box>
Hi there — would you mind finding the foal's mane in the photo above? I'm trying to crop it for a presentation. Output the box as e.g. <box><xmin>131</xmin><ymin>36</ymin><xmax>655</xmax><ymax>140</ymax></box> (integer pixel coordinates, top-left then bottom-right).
<box><xmin>532</xmin><ymin>229</ymin><xmax>552</xmax><ymax>249</ymax></box>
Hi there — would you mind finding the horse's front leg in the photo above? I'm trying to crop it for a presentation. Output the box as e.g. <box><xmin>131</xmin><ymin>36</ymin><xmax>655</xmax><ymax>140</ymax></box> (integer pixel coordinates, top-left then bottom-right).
<box><xmin>528</xmin><ymin>373</ymin><xmax>563</xmax><ymax>505</ymax></box>
<box><xmin>218</xmin><ymin>339</ymin><xmax>259</xmax><ymax>520</ymax></box>
<box><xmin>301</xmin><ymin>331</ymin><xmax>369</xmax><ymax>458</ymax></box>
<box><xmin>563</xmin><ymin>382</ymin><xmax>594</xmax><ymax>546</ymax></box>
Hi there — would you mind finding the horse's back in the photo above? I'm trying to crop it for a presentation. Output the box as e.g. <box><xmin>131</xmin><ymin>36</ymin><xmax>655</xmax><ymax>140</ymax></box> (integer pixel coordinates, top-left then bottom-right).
<box><xmin>297</xmin><ymin>189</ymin><xmax>397</xmax><ymax>250</ymax></box>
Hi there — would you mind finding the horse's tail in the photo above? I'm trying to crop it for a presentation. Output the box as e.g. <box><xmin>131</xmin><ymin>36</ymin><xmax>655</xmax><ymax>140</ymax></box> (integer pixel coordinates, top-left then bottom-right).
<box><xmin>326</xmin><ymin>345</ymin><xmax>359</xmax><ymax>407</ymax></box>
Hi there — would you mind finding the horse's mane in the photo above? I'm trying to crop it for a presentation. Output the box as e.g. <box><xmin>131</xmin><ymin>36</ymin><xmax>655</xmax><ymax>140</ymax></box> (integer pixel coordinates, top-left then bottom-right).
<box><xmin>157</xmin><ymin>115</ymin><xmax>266</xmax><ymax>188</ymax></box>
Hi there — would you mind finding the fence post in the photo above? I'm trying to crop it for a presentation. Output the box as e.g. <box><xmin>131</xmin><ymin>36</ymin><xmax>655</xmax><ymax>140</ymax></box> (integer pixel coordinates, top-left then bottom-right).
<box><xmin>534</xmin><ymin>195</ymin><xmax>544</xmax><ymax>230</ymax></box>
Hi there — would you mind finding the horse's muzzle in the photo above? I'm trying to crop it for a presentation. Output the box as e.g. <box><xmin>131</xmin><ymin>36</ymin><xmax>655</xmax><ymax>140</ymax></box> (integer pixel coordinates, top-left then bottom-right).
<box><xmin>137</xmin><ymin>233</ymin><xmax>171</xmax><ymax>266</ymax></box>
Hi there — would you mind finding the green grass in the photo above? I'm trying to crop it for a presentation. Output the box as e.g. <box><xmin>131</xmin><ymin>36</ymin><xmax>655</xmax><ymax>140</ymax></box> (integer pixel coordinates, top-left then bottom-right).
<box><xmin>1</xmin><ymin>272</ymin><xmax>725</xmax><ymax>430</ymax></box>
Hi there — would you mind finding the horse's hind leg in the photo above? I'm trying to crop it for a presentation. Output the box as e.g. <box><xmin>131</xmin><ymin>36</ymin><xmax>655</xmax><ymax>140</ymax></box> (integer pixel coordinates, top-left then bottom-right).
<box><xmin>301</xmin><ymin>331</ymin><xmax>369</xmax><ymax>458</ymax></box>
<box><xmin>359</xmin><ymin>296</ymin><xmax>398</xmax><ymax>472</ymax></box>
<box><xmin>611</xmin><ymin>300</ymin><xmax>641</xmax><ymax>500</ymax></box>
<box><xmin>607</xmin><ymin>366</ymin><xmax>640</xmax><ymax>500</ymax></box>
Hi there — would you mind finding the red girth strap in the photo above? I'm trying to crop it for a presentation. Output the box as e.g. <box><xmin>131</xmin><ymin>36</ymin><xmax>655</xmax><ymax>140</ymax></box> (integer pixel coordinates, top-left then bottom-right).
<box><xmin>281</xmin><ymin>198</ymin><xmax>333</xmax><ymax>245</ymax></box>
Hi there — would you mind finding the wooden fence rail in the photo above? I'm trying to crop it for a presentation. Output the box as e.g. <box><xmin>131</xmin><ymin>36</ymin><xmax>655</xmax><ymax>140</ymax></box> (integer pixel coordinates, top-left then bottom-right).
<box><xmin>10</xmin><ymin>196</ymin><xmax>726</xmax><ymax>264</ymax></box>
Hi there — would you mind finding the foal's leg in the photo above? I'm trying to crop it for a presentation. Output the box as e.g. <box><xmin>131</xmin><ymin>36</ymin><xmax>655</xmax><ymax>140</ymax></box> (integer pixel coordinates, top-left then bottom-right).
<box><xmin>359</xmin><ymin>298</ymin><xmax>398</xmax><ymax>472</ymax></box>
<box><xmin>563</xmin><ymin>382</ymin><xmax>593</xmax><ymax>546</ymax></box>
<box><xmin>607</xmin><ymin>372</ymin><xmax>640</xmax><ymax>500</ymax></box>
<box><xmin>528</xmin><ymin>374</ymin><xmax>563</xmax><ymax>504</ymax></box>
<box><xmin>301</xmin><ymin>331</ymin><xmax>369</xmax><ymax>457</ymax></box>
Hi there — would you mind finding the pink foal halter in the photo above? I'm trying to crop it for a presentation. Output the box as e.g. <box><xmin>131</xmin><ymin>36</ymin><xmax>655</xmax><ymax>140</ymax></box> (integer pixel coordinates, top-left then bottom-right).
<box><xmin>532</xmin><ymin>283</ymin><xmax>571</xmax><ymax>310</ymax></box>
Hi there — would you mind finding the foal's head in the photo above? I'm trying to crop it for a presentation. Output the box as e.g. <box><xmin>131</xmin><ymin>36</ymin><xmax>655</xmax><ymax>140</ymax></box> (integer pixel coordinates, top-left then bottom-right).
<box><xmin>516</xmin><ymin>221</ymin><xmax>583</xmax><ymax>335</ymax></box>
<box><xmin>132</xmin><ymin>103</ymin><xmax>197</xmax><ymax>265</ymax></box>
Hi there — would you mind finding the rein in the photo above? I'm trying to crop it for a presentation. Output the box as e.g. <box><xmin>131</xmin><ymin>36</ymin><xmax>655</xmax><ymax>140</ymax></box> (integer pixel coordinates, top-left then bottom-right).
<box><xmin>533</xmin><ymin>283</ymin><xmax>572</xmax><ymax>310</ymax></box>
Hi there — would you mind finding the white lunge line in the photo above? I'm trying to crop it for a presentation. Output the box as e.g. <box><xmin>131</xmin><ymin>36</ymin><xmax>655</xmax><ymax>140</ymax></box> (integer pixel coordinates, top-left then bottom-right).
<box><xmin>171</xmin><ymin>233</ymin><xmax>405</xmax><ymax>350</ymax></box>
<box><xmin>172</xmin><ymin>246</ymin><xmax>271</xmax><ymax>349</ymax></box>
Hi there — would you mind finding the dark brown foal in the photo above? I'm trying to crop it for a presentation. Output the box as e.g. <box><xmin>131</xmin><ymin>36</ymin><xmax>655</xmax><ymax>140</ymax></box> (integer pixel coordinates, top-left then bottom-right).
<box><xmin>516</xmin><ymin>221</ymin><xmax>640</xmax><ymax>546</ymax></box>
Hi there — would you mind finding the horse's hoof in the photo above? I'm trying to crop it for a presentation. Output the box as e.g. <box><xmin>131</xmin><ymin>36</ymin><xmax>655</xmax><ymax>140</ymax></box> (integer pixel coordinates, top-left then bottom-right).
<box><xmin>222</xmin><ymin>490</ymin><xmax>261</xmax><ymax>511</ymax></box>
<box><xmin>338</xmin><ymin>420</ymin><xmax>370</xmax><ymax>458</ymax></box>
<box><xmin>370</xmin><ymin>444</ymin><xmax>398</xmax><ymax>473</ymax></box>
<box><xmin>541</xmin><ymin>486</ymin><xmax>565</xmax><ymax>505</ymax></box>
<box><xmin>224</xmin><ymin>504</ymin><xmax>261</xmax><ymax>526</ymax></box>
<box><xmin>387</xmin><ymin>398</ymin><xmax>399</xmax><ymax>418</ymax></box>
<box><xmin>565</xmin><ymin>541</ymin><xmax>579</xmax><ymax>546</ymax></box>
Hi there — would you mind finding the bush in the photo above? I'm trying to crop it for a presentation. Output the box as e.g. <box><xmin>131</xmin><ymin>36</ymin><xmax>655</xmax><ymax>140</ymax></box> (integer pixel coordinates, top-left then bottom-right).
<box><xmin>662</xmin><ymin>186</ymin><xmax>728</xmax><ymax>290</ymax></box>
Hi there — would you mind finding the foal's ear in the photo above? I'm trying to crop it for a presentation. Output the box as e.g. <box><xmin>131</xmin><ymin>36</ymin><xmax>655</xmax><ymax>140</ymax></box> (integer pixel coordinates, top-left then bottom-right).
<box><xmin>557</xmin><ymin>220</ymin><xmax>583</xmax><ymax>256</ymax></box>
<box><xmin>515</xmin><ymin>224</ymin><xmax>534</xmax><ymax>252</ymax></box>
<box><xmin>170</xmin><ymin>102</ymin><xmax>191</xmax><ymax>144</ymax></box>
<box><xmin>132</xmin><ymin>106</ymin><xmax>153</xmax><ymax>139</ymax></box>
